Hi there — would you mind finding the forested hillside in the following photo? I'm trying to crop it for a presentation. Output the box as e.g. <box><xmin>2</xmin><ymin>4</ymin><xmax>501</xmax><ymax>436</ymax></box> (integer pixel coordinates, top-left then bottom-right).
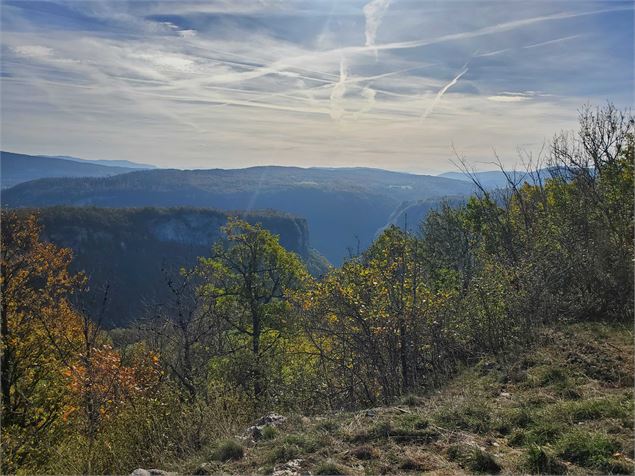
<box><xmin>33</xmin><ymin>207</ymin><xmax>328</xmax><ymax>327</ymax></box>
<box><xmin>3</xmin><ymin>166</ymin><xmax>474</xmax><ymax>264</ymax></box>
<box><xmin>1</xmin><ymin>105</ymin><xmax>633</xmax><ymax>475</ymax></box>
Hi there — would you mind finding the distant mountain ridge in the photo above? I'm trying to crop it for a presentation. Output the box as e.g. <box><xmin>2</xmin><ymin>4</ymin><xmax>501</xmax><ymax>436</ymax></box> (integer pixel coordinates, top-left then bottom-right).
<box><xmin>43</xmin><ymin>155</ymin><xmax>156</xmax><ymax>170</ymax></box>
<box><xmin>0</xmin><ymin>151</ymin><xmax>146</xmax><ymax>188</ymax></box>
<box><xmin>438</xmin><ymin>169</ymin><xmax>556</xmax><ymax>189</ymax></box>
<box><xmin>3</xmin><ymin>166</ymin><xmax>475</xmax><ymax>264</ymax></box>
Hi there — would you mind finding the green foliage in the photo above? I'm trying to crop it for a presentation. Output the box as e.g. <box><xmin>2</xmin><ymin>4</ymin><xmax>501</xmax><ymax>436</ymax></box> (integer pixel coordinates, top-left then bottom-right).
<box><xmin>261</xmin><ymin>426</ymin><xmax>277</xmax><ymax>440</ymax></box>
<box><xmin>211</xmin><ymin>440</ymin><xmax>244</xmax><ymax>462</ymax></box>
<box><xmin>198</xmin><ymin>218</ymin><xmax>310</xmax><ymax>406</ymax></box>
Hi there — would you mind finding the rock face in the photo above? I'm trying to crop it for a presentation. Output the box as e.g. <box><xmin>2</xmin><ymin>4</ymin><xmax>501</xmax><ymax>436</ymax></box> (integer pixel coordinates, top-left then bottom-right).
<box><xmin>33</xmin><ymin>207</ymin><xmax>312</xmax><ymax>327</ymax></box>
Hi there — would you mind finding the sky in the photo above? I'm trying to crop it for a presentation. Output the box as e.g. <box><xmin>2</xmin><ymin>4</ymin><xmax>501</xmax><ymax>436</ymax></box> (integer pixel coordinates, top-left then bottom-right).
<box><xmin>1</xmin><ymin>0</ymin><xmax>633</xmax><ymax>173</ymax></box>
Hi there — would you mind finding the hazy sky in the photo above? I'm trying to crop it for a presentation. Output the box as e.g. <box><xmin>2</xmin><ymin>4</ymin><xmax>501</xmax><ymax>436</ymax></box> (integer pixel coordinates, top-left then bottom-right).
<box><xmin>1</xmin><ymin>0</ymin><xmax>633</xmax><ymax>173</ymax></box>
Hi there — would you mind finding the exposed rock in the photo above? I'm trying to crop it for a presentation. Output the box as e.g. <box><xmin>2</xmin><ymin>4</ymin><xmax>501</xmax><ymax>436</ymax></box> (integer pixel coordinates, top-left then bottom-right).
<box><xmin>254</xmin><ymin>413</ymin><xmax>286</xmax><ymax>427</ymax></box>
<box><xmin>192</xmin><ymin>464</ymin><xmax>211</xmax><ymax>475</ymax></box>
<box><xmin>243</xmin><ymin>413</ymin><xmax>286</xmax><ymax>441</ymax></box>
<box><xmin>130</xmin><ymin>469</ymin><xmax>169</xmax><ymax>476</ymax></box>
<box><xmin>272</xmin><ymin>458</ymin><xmax>308</xmax><ymax>476</ymax></box>
<box><xmin>130</xmin><ymin>470</ymin><xmax>151</xmax><ymax>476</ymax></box>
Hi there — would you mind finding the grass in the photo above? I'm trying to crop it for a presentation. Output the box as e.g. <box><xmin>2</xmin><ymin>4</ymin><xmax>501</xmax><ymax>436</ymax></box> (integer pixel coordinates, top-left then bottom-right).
<box><xmin>266</xmin><ymin>443</ymin><xmax>299</xmax><ymax>464</ymax></box>
<box><xmin>434</xmin><ymin>400</ymin><xmax>492</xmax><ymax>433</ymax></box>
<box><xmin>524</xmin><ymin>445</ymin><xmax>567</xmax><ymax>474</ymax></box>
<box><xmin>261</xmin><ymin>425</ymin><xmax>277</xmax><ymax>440</ymax></box>
<box><xmin>447</xmin><ymin>445</ymin><xmax>501</xmax><ymax>474</ymax></box>
<box><xmin>178</xmin><ymin>323</ymin><xmax>633</xmax><ymax>476</ymax></box>
<box><xmin>554</xmin><ymin>429</ymin><xmax>627</xmax><ymax>472</ymax></box>
<box><xmin>314</xmin><ymin>460</ymin><xmax>345</xmax><ymax>475</ymax></box>
<box><xmin>211</xmin><ymin>439</ymin><xmax>244</xmax><ymax>462</ymax></box>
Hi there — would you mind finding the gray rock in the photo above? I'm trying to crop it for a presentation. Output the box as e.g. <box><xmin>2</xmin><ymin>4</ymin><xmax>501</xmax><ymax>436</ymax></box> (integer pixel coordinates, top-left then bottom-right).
<box><xmin>254</xmin><ymin>413</ymin><xmax>286</xmax><ymax>427</ymax></box>
<box><xmin>272</xmin><ymin>458</ymin><xmax>306</xmax><ymax>476</ymax></box>
<box><xmin>130</xmin><ymin>469</ymin><xmax>168</xmax><ymax>476</ymax></box>
<box><xmin>243</xmin><ymin>413</ymin><xmax>286</xmax><ymax>441</ymax></box>
<box><xmin>130</xmin><ymin>470</ymin><xmax>151</xmax><ymax>476</ymax></box>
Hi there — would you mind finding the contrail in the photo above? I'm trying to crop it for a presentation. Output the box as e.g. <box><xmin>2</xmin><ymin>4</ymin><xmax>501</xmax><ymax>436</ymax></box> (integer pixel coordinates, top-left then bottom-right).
<box><xmin>523</xmin><ymin>34</ymin><xmax>581</xmax><ymax>49</ymax></box>
<box><xmin>330</xmin><ymin>57</ymin><xmax>348</xmax><ymax>121</ymax></box>
<box><xmin>202</xmin><ymin>6</ymin><xmax>628</xmax><ymax>85</ymax></box>
<box><xmin>363</xmin><ymin>0</ymin><xmax>392</xmax><ymax>58</ymax></box>
<box><xmin>354</xmin><ymin>86</ymin><xmax>377</xmax><ymax>120</ymax></box>
<box><xmin>421</xmin><ymin>67</ymin><xmax>468</xmax><ymax>121</ymax></box>
<box><xmin>475</xmin><ymin>48</ymin><xmax>511</xmax><ymax>57</ymax></box>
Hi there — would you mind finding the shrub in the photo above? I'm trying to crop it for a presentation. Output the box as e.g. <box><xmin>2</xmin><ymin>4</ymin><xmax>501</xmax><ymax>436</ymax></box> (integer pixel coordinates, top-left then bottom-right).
<box><xmin>261</xmin><ymin>426</ymin><xmax>277</xmax><ymax>440</ymax></box>
<box><xmin>211</xmin><ymin>439</ymin><xmax>244</xmax><ymax>462</ymax></box>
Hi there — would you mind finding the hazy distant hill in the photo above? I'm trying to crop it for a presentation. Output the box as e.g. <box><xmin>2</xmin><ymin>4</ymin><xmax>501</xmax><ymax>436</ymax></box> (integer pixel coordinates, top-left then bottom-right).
<box><xmin>382</xmin><ymin>196</ymin><xmax>467</xmax><ymax>234</ymax></box>
<box><xmin>33</xmin><ymin>207</ymin><xmax>328</xmax><ymax>327</ymax></box>
<box><xmin>3</xmin><ymin>166</ymin><xmax>475</xmax><ymax>264</ymax></box>
<box><xmin>44</xmin><ymin>155</ymin><xmax>156</xmax><ymax>170</ymax></box>
<box><xmin>0</xmin><ymin>151</ymin><xmax>142</xmax><ymax>188</ymax></box>
<box><xmin>438</xmin><ymin>169</ymin><xmax>554</xmax><ymax>189</ymax></box>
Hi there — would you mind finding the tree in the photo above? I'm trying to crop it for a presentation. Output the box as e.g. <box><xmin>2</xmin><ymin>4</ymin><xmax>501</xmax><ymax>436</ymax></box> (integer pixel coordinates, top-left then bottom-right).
<box><xmin>0</xmin><ymin>211</ymin><xmax>85</xmax><ymax>472</ymax></box>
<box><xmin>197</xmin><ymin>218</ymin><xmax>309</xmax><ymax>404</ymax></box>
<box><xmin>144</xmin><ymin>267</ymin><xmax>220</xmax><ymax>401</ymax></box>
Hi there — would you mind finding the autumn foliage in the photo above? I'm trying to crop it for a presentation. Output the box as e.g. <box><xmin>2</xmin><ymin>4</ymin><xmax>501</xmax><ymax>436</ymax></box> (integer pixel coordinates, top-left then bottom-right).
<box><xmin>0</xmin><ymin>104</ymin><xmax>632</xmax><ymax>474</ymax></box>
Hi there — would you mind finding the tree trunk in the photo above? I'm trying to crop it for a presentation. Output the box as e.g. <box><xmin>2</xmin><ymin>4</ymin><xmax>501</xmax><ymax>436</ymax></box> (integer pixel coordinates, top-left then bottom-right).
<box><xmin>1</xmin><ymin>302</ymin><xmax>12</xmax><ymax>417</ymax></box>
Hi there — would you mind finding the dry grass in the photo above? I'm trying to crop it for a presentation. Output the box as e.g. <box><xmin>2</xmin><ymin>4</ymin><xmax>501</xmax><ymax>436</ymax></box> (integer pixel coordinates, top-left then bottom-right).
<box><xmin>178</xmin><ymin>323</ymin><xmax>634</xmax><ymax>475</ymax></box>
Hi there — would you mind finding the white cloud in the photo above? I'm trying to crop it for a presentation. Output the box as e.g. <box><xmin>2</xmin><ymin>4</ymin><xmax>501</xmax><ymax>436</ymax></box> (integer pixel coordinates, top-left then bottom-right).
<box><xmin>0</xmin><ymin>1</ymin><xmax>631</xmax><ymax>172</ymax></box>
<box><xmin>488</xmin><ymin>95</ymin><xmax>529</xmax><ymax>102</ymax></box>
<box><xmin>12</xmin><ymin>45</ymin><xmax>53</xmax><ymax>58</ymax></box>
